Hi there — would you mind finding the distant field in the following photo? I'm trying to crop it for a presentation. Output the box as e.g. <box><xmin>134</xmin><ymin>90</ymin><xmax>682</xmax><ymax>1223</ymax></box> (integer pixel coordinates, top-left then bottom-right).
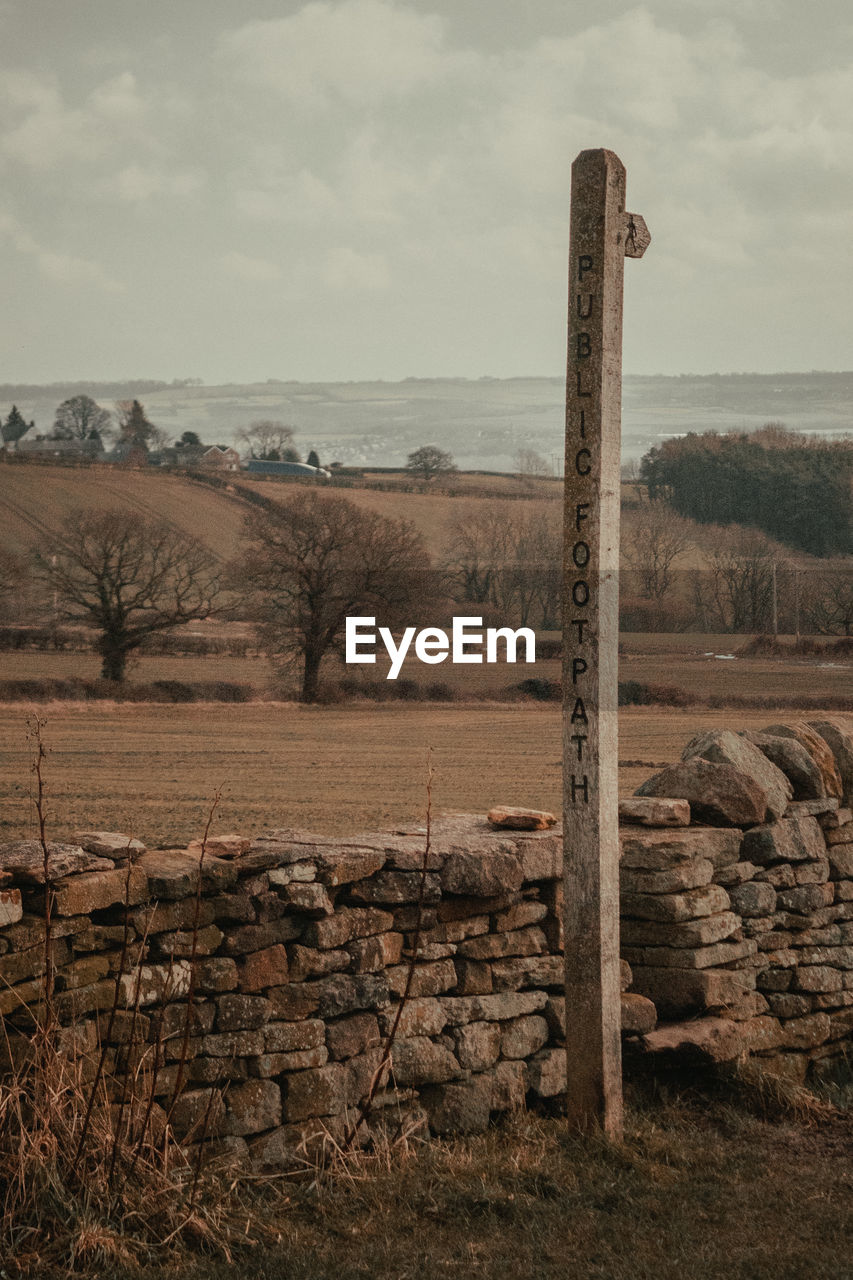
<box><xmin>0</xmin><ymin>704</ymin><xmax>832</xmax><ymax>847</ymax></box>
<box><xmin>1</xmin><ymin>634</ymin><xmax>849</xmax><ymax>706</ymax></box>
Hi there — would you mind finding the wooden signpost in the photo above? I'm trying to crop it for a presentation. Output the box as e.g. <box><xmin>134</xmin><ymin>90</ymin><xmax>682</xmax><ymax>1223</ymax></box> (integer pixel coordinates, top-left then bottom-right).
<box><xmin>562</xmin><ymin>149</ymin><xmax>649</xmax><ymax>1137</ymax></box>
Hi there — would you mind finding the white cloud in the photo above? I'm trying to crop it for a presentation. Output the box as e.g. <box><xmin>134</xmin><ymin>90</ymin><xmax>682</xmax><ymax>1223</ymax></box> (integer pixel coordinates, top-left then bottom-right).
<box><xmin>107</xmin><ymin>163</ymin><xmax>204</xmax><ymax>202</ymax></box>
<box><xmin>221</xmin><ymin>250</ymin><xmax>282</xmax><ymax>282</ymax></box>
<box><xmin>322</xmin><ymin>245</ymin><xmax>390</xmax><ymax>290</ymax></box>
<box><xmin>0</xmin><ymin>210</ymin><xmax>122</xmax><ymax>291</ymax></box>
<box><xmin>218</xmin><ymin>0</ymin><xmax>472</xmax><ymax>108</ymax></box>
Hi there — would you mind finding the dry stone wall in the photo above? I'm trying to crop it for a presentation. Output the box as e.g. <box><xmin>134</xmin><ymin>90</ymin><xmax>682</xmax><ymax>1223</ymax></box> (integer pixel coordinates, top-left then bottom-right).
<box><xmin>0</xmin><ymin>715</ymin><xmax>851</xmax><ymax>1166</ymax></box>
<box><xmin>624</xmin><ymin>717</ymin><xmax>853</xmax><ymax>1081</ymax></box>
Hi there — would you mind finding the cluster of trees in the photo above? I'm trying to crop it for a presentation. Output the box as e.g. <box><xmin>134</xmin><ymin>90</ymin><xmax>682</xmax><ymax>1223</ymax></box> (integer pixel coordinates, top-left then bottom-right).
<box><xmin>34</xmin><ymin>493</ymin><xmax>435</xmax><ymax>699</ymax></box>
<box><xmin>1</xmin><ymin>395</ymin><xmax>327</xmax><ymax>470</ymax></box>
<box><xmin>640</xmin><ymin>426</ymin><xmax>853</xmax><ymax>557</ymax></box>
<box><xmin>445</xmin><ymin>501</ymin><xmax>560</xmax><ymax>630</ymax></box>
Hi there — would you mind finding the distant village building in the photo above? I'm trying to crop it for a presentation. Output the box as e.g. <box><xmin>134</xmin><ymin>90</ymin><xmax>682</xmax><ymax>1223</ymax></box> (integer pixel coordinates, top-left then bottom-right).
<box><xmin>199</xmin><ymin>445</ymin><xmax>241</xmax><ymax>471</ymax></box>
<box><xmin>246</xmin><ymin>459</ymin><xmax>331</xmax><ymax>478</ymax></box>
<box><xmin>17</xmin><ymin>431</ymin><xmax>105</xmax><ymax>460</ymax></box>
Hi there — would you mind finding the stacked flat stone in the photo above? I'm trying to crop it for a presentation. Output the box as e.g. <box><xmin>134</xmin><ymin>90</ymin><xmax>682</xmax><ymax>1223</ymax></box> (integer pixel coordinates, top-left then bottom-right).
<box><xmin>0</xmin><ymin>816</ymin><xmax>651</xmax><ymax>1169</ymax></box>
<box><xmin>625</xmin><ymin>716</ymin><xmax>853</xmax><ymax>1082</ymax></box>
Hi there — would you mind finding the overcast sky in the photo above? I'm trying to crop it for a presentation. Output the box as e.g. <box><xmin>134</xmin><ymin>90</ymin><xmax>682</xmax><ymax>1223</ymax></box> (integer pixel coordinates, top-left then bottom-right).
<box><xmin>2</xmin><ymin>0</ymin><xmax>852</xmax><ymax>384</ymax></box>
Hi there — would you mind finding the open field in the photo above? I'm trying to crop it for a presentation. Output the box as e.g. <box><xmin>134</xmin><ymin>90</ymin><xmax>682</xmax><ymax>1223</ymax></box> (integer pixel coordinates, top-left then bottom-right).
<box><xmin>1</xmin><ymin>635</ymin><xmax>850</xmax><ymax>705</ymax></box>
<box><xmin>0</xmin><ymin>703</ymin><xmax>832</xmax><ymax>847</ymax></box>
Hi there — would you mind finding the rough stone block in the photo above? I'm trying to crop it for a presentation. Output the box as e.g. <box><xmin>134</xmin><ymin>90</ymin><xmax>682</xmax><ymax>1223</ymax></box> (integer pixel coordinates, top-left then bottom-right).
<box><xmin>517</xmin><ymin>835</ymin><xmax>561</xmax><ymax>882</ymax></box>
<box><xmin>639</xmin><ymin>1016</ymin><xmax>741</xmax><ymax>1062</ymax></box>
<box><xmin>0</xmin><ymin>841</ymin><xmax>113</xmax><ymax>884</ymax></box>
<box><xmin>492</xmin><ymin>900</ymin><xmax>548</xmax><ymax>932</ymax></box>
<box><xmin>452</xmin><ymin>957</ymin><xmax>493</xmax><ymax>994</ymax></box>
<box><xmin>53</xmin><ymin>865</ymin><xmax>148</xmax><ymax>915</ymax></box>
<box><xmin>622</xmin><ymin>938</ymin><xmax>758</xmax><ymax>970</ymax></box>
<box><xmin>620</xmin><ymin>992</ymin><xmax>657</xmax><ymax>1034</ymax></box>
<box><xmin>284</xmin><ymin>1063</ymin><xmax>348</xmax><ymax>1120</ymax></box>
<box><xmin>618</xmin><ymin>797</ymin><xmax>691</xmax><ymax>827</ymax></box>
<box><xmin>421</xmin><ymin>1078</ymin><xmax>493</xmax><ymax>1134</ymax></box>
<box><xmin>196</xmin><ymin>957</ymin><xmax>239</xmax><ymax>993</ymax></box>
<box><xmin>151</xmin><ymin>924</ymin><xmax>223</xmax><ymax>957</ymax></box>
<box><xmin>487</xmin><ymin>806</ymin><xmax>556</xmax><ymax>830</ymax></box>
<box><xmin>169</xmin><ymin>1088</ymin><xmax>226</xmax><ymax>1141</ymax></box>
<box><xmin>325</xmin><ymin>1012</ymin><xmax>381</xmax><ymax>1061</ymax></box>
<box><xmin>683</xmin><ymin>729</ymin><xmax>792</xmax><ymax>820</ymax></box>
<box><xmin>391</xmin><ymin>1036</ymin><xmax>459</xmax><ymax>1085</ymax></box>
<box><xmin>526</xmin><ymin>1047</ymin><xmax>566</xmax><ymax>1097</ymax></box>
<box><xmin>347</xmin><ymin>932</ymin><xmax>403</xmax><ymax>973</ymax></box>
<box><xmin>636</xmin><ymin>760</ymin><xmax>769</xmax><ymax>828</ymax></box>
<box><xmin>620</xmin><ymin>827</ymin><xmax>741</xmax><ymax>871</ymax></box>
<box><xmin>303</xmin><ymin>907</ymin><xmax>394</xmax><ymax>950</ymax></box>
<box><xmin>386</xmin><ymin>959</ymin><xmax>456</xmax><ymax>998</ymax></box>
<box><xmin>314</xmin><ymin>848</ymin><xmax>386</xmax><ymax>886</ymax></box>
<box><xmin>311</xmin><ymin>973</ymin><xmax>390</xmax><ymax>1018</ymax></box>
<box><xmin>627</xmin><ymin>962</ymin><xmax>753</xmax><ymax>1013</ymax></box>
<box><xmin>138</xmin><ymin>849</ymin><xmax>237</xmax><ymax>897</ymax></box>
<box><xmin>729</xmin><ymin>881</ymin><xmax>777</xmax><ymax>918</ymax></box>
<box><xmin>807</xmin><ymin>718</ymin><xmax>853</xmax><ymax>805</ymax></box>
<box><xmin>287</xmin><ymin>944</ymin><xmax>349</xmax><ymax>982</ymax></box>
<box><xmin>453</xmin><ymin>1021</ymin><xmax>501</xmax><ymax>1071</ymax></box>
<box><xmin>489</xmin><ymin>1059</ymin><xmax>528</xmax><ymax>1112</ymax></box>
<box><xmin>766</xmin><ymin>992</ymin><xmax>812</xmax><ymax>1018</ymax></box>
<box><xmin>776</xmin><ymin>883</ymin><xmax>834</xmax><ymax>915</ymax></box>
<box><xmin>500</xmin><ymin>1014</ymin><xmax>549</xmax><ymax>1060</ymax></box>
<box><xmin>441</xmin><ymin>849</ymin><xmax>524</xmax><ymax>897</ymax></box>
<box><xmin>280</xmin><ymin>883</ymin><xmax>334</xmax><ymax>915</ymax></box>
<box><xmin>621</xmin><ymin>911</ymin><xmax>739</xmax><ymax>949</ymax></box>
<box><xmin>119</xmin><ymin>960</ymin><xmax>192</xmax><ymax>1007</ymax></box>
<box><xmin>714</xmin><ymin>861</ymin><xmax>760</xmax><ymax>887</ymax></box>
<box><xmin>763</xmin><ymin>722</ymin><xmax>843</xmax><ymax>798</ymax></box>
<box><xmin>490</xmin><ymin>955</ymin><xmax>563</xmax><ymax>992</ymax></box>
<box><xmin>792</xmin><ymin>966</ymin><xmax>844</xmax><ymax>994</ymax></box>
<box><xmin>268</xmin><ymin>863</ymin><xmax>316</xmax><ymax>886</ymax></box>
<box><xmin>222</xmin><ymin>918</ymin><xmax>302</xmax><ymax>956</ymax></box>
<box><xmin>251</xmin><ymin>1048</ymin><xmax>329</xmax><ymax>1076</ymax></box>
<box><xmin>744</xmin><ymin>733</ymin><xmax>828</xmax><ymax>799</ymax></box>
<box><xmin>216</xmin><ymin>993</ymin><xmax>272</xmax><ymax>1031</ymax></box>
<box><xmin>620</xmin><ymin>883</ymin><xmax>731</xmax><ymax>923</ymax></box>
<box><xmin>458</xmin><ymin>925</ymin><xmax>546</xmax><ymax>960</ymax></box>
<box><xmin>779</xmin><ymin>1012</ymin><xmax>831</xmax><ymax>1050</ymax></box>
<box><xmin>741</xmin><ymin>816</ymin><xmax>826</xmax><ymax>867</ymax></box>
<box><xmin>439</xmin><ymin>991</ymin><xmax>547</xmax><ymax>1025</ymax></box>
<box><xmin>264</xmin><ymin>1019</ymin><xmax>326</xmax><ymax>1053</ymax></box>
<box><xmin>0</xmin><ymin>889</ymin><xmax>23</xmax><ymax>927</ymax></box>
<box><xmin>737</xmin><ymin>1016</ymin><xmax>784</xmax><ymax>1054</ymax></box>
<box><xmin>222</xmin><ymin>1080</ymin><xmax>281</xmax><ymax>1136</ymax></box>
<box><xmin>378</xmin><ymin>997</ymin><xmax>446</xmax><ymax>1039</ymax></box>
<box><xmin>829</xmin><ymin>846</ymin><xmax>853</xmax><ymax>879</ymax></box>
<box><xmin>620</xmin><ymin>859</ymin><xmax>714</xmax><ymax>895</ymax></box>
<box><xmin>238</xmin><ymin>944</ymin><xmax>289</xmax><ymax>992</ymax></box>
<box><xmin>350</xmin><ymin>871</ymin><xmax>441</xmax><ymax>905</ymax></box>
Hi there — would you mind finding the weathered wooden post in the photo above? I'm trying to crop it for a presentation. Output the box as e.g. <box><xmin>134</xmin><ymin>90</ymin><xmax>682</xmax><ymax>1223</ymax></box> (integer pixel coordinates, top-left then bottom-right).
<box><xmin>562</xmin><ymin>148</ymin><xmax>649</xmax><ymax>1137</ymax></box>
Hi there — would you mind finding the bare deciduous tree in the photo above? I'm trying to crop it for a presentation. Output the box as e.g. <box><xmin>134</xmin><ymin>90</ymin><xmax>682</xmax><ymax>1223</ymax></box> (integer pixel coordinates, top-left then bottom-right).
<box><xmin>236</xmin><ymin>420</ymin><xmax>299</xmax><ymax>461</ymax></box>
<box><xmin>623</xmin><ymin>501</ymin><xmax>693</xmax><ymax>601</ymax></box>
<box><xmin>446</xmin><ymin>499</ymin><xmax>560</xmax><ymax>628</ymax></box>
<box><xmin>693</xmin><ymin>525</ymin><xmax>777</xmax><ymax>633</ymax></box>
<box><xmin>53</xmin><ymin>395</ymin><xmax>112</xmax><ymax>441</ymax></box>
<box><xmin>405</xmin><ymin>445</ymin><xmax>456</xmax><ymax>485</ymax></box>
<box><xmin>803</xmin><ymin>561</ymin><xmax>853</xmax><ymax>637</ymax></box>
<box><xmin>35</xmin><ymin>509</ymin><xmax>220</xmax><ymax>680</ymax></box>
<box><xmin>513</xmin><ymin>448</ymin><xmax>552</xmax><ymax>480</ymax></box>
<box><xmin>229</xmin><ymin>491</ymin><xmax>434</xmax><ymax>702</ymax></box>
